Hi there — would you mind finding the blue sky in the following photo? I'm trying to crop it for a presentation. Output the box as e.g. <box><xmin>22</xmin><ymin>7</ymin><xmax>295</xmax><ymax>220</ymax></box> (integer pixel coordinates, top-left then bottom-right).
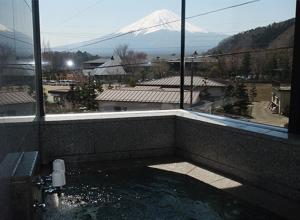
<box><xmin>40</xmin><ymin>0</ymin><xmax>297</xmax><ymax>47</ymax></box>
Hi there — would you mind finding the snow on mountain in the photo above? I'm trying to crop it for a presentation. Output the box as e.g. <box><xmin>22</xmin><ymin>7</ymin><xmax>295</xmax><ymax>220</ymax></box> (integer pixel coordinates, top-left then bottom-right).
<box><xmin>0</xmin><ymin>23</ymin><xmax>11</xmax><ymax>32</ymax></box>
<box><xmin>118</xmin><ymin>9</ymin><xmax>207</xmax><ymax>35</ymax></box>
<box><xmin>55</xmin><ymin>9</ymin><xmax>226</xmax><ymax>55</ymax></box>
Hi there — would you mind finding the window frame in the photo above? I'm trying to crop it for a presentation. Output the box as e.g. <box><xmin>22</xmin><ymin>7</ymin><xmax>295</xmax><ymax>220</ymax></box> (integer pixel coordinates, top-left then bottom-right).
<box><xmin>288</xmin><ymin>0</ymin><xmax>300</xmax><ymax>135</ymax></box>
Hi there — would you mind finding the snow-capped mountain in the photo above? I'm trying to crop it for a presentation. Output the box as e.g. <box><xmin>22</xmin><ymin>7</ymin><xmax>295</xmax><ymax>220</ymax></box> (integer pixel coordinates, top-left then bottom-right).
<box><xmin>117</xmin><ymin>9</ymin><xmax>207</xmax><ymax>35</ymax></box>
<box><xmin>0</xmin><ymin>24</ymin><xmax>11</xmax><ymax>32</ymax></box>
<box><xmin>55</xmin><ymin>9</ymin><xmax>226</xmax><ymax>55</ymax></box>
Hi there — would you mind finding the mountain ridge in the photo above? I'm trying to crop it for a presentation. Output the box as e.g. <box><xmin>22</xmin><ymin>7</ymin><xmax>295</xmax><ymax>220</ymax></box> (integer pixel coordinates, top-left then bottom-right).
<box><xmin>206</xmin><ymin>18</ymin><xmax>295</xmax><ymax>54</ymax></box>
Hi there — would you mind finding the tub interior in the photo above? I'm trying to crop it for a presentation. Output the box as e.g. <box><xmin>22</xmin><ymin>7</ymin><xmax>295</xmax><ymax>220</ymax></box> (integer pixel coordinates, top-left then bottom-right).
<box><xmin>43</xmin><ymin>163</ymin><xmax>282</xmax><ymax>220</ymax></box>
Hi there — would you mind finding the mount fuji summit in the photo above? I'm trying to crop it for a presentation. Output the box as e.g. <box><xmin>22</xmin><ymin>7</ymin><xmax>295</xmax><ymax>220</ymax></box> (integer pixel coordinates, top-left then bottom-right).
<box><xmin>57</xmin><ymin>9</ymin><xmax>227</xmax><ymax>55</ymax></box>
<box><xmin>117</xmin><ymin>9</ymin><xmax>207</xmax><ymax>35</ymax></box>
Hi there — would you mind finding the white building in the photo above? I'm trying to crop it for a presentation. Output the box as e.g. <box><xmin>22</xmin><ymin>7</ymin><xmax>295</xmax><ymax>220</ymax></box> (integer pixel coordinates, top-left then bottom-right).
<box><xmin>271</xmin><ymin>86</ymin><xmax>291</xmax><ymax>115</ymax></box>
<box><xmin>82</xmin><ymin>58</ymin><xmax>110</xmax><ymax>75</ymax></box>
<box><xmin>83</xmin><ymin>56</ymin><xmax>127</xmax><ymax>81</ymax></box>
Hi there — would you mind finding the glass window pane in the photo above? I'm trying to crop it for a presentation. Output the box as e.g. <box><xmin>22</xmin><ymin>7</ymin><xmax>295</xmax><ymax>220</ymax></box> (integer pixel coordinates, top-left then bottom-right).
<box><xmin>40</xmin><ymin>0</ymin><xmax>182</xmax><ymax>114</ymax></box>
<box><xmin>186</xmin><ymin>0</ymin><xmax>296</xmax><ymax>128</ymax></box>
<box><xmin>0</xmin><ymin>0</ymin><xmax>36</xmax><ymax>117</ymax></box>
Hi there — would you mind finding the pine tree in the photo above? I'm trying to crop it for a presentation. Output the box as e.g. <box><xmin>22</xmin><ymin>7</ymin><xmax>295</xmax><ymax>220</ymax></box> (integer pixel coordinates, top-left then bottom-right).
<box><xmin>234</xmin><ymin>82</ymin><xmax>250</xmax><ymax>115</ymax></box>
<box><xmin>67</xmin><ymin>77</ymin><xmax>102</xmax><ymax>111</ymax></box>
<box><xmin>249</xmin><ymin>84</ymin><xmax>257</xmax><ymax>102</ymax></box>
<box><xmin>242</xmin><ymin>53</ymin><xmax>251</xmax><ymax>77</ymax></box>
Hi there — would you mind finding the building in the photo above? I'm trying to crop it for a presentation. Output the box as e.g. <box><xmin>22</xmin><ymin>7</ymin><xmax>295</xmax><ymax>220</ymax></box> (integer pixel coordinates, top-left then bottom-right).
<box><xmin>0</xmin><ymin>92</ymin><xmax>35</xmax><ymax>116</ymax></box>
<box><xmin>96</xmin><ymin>76</ymin><xmax>225</xmax><ymax>112</ymax></box>
<box><xmin>83</xmin><ymin>56</ymin><xmax>127</xmax><ymax>82</ymax></box>
<box><xmin>47</xmin><ymin>88</ymin><xmax>71</xmax><ymax>104</ymax></box>
<box><xmin>168</xmin><ymin>56</ymin><xmax>218</xmax><ymax>71</ymax></box>
<box><xmin>139</xmin><ymin>76</ymin><xmax>226</xmax><ymax>97</ymax></box>
<box><xmin>96</xmin><ymin>86</ymin><xmax>200</xmax><ymax>112</ymax></box>
<box><xmin>270</xmin><ymin>86</ymin><xmax>291</xmax><ymax>115</ymax></box>
<box><xmin>82</xmin><ymin>58</ymin><xmax>110</xmax><ymax>75</ymax></box>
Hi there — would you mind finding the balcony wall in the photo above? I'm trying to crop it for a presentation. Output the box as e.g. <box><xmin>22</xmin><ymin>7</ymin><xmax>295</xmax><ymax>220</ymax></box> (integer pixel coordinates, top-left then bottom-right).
<box><xmin>175</xmin><ymin>115</ymin><xmax>300</xmax><ymax>201</ymax></box>
<box><xmin>0</xmin><ymin>110</ymin><xmax>299</xmax><ymax>202</ymax></box>
<box><xmin>40</xmin><ymin>112</ymin><xmax>176</xmax><ymax>164</ymax></box>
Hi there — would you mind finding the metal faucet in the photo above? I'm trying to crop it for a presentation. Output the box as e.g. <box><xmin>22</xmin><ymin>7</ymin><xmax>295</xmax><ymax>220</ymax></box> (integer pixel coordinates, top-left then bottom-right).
<box><xmin>33</xmin><ymin>202</ymin><xmax>46</xmax><ymax>212</ymax></box>
<box><xmin>44</xmin><ymin>186</ymin><xmax>62</xmax><ymax>196</ymax></box>
<box><xmin>33</xmin><ymin>175</ymin><xmax>62</xmax><ymax>210</ymax></box>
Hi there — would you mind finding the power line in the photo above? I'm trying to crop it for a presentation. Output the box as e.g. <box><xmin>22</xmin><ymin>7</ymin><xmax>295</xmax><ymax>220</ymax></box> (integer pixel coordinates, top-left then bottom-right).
<box><xmin>126</xmin><ymin>44</ymin><xmax>292</xmax><ymax>53</ymax></box>
<box><xmin>23</xmin><ymin>0</ymin><xmax>31</xmax><ymax>10</ymax></box>
<box><xmin>43</xmin><ymin>18</ymin><xmax>278</xmax><ymax>37</ymax></box>
<box><xmin>69</xmin><ymin>0</ymin><xmax>261</xmax><ymax>51</ymax></box>
<box><xmin>196</xmin><ymin>46</ymin><xmax>294</xmax><ymax>58</ymax></box>
<box><xmin>186</xmin><ymin>0</ymin><xmax>260</xmax><ymax>20</ymax></box>
<box><xmin>61</xmin><ymin>47</ymin><xmax>293</xmax><ymax>72</ymax></box>
<box><xmin>56</xmin><ymin>0</ymin><xmax>104</xmax><ymax>28</ymax></box>
<box><xmin>0</xmin><ymin>33</ymin><xmax>33</xmax><ymax>46</ymax></box>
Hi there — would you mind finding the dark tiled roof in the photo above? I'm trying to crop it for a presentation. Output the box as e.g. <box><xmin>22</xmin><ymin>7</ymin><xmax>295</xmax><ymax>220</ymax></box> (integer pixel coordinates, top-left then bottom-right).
<box><xmin>139</xmin><ymin>76</ymin><xmax>225</xmax><ymax>87</ymax></box>
<box><xmin>0</xmin><ymin>92</ymin><xmax>35</xmax><ymax>105</ymax></box>
<box><xmin>83</xmin><ymin>58</ymin><xmax>110</xmax><ymax>64</ymax></box>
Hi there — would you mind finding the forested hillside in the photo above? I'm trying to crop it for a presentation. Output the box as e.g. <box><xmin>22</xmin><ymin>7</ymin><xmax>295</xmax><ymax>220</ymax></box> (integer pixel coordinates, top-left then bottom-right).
<box><xmin>207</xmin><ymin>18</ymin><xmax>295</xmax><ymax>54</ymax></box>
<box><xmin>204</xmin><ymin>19</ymin><xmax>295</xmax><ymax>82</ymax></box>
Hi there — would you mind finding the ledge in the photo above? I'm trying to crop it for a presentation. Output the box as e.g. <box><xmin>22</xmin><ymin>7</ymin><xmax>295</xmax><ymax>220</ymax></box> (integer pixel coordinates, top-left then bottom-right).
<box><xmin>0</xmin><ymin>116</ymin><xmax>37</xmax><ymax>124</ymax></box>
<box><xmin>0</xmin><ymin>110</ymin><xmax>298</xmax><ymax>143</ymax></box>
<box><xmin>43</xmin><ymin>110</ymin><xmax>178</xmax><ymax>123</ymax></box>
<box><xmin>178</xmin><ymin>111</ymin><xmax>288</xmax><ymax>137</ymax></box>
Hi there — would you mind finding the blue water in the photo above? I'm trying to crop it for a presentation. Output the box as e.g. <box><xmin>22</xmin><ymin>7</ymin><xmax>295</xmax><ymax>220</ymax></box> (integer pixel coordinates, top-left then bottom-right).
<box><xmin>44</xmin><ymin>167</ymin><xmax>282</xmax><ymax>220</ymax></box>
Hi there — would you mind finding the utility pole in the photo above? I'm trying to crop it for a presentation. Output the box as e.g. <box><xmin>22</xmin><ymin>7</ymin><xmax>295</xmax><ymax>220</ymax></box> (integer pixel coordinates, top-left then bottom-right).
<box><xmin>190</xmin><ymin>51</ymin><xmax>198</xmax><ymax>108</ymax></box>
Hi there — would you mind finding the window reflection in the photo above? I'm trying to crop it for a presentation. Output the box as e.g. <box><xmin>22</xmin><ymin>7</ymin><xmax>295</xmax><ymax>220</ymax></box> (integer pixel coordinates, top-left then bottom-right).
<box><xmin>0</xmin><ymin>0</ymin><xmax>35</xmax><ymax>116</ymax></box>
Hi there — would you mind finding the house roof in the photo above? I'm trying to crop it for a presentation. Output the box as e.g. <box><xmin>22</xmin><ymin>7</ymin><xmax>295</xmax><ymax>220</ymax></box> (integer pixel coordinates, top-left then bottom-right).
<box><xmin>83</xmin><ymin>58</ymin><xmax>110</xmax><ymax>64</ymax></box>
<box><xmin>279</xmin><ymin>86</ymin><xmax>291</xmax><ymax>91</ymax></box>
<box><xmin>168</xmin><ymin>57</ymin><xmax>218</xmax><ymax>63</ymax></box>
<box><xmin>90</xmin><ymin>55</ymin><xmax>127</xmax><ymax>76</ymax></box>
<box><xmin>48</xmin><ymin>89</ymin><xmax>70</xmax><ymax>94</ymax></box>
<box><xmin>0</xmin><ymin>92</ymin><xmax>35</xmax><ymax>105</ymax></box>
<box><xmin>139</xmin><ymin>76</ymin><xmax>225</xmax><ymax>87</ymax></box>
<box><xmin>96</xmin><ymin>87</ymin><xmax>200</xmax><ymax>104</ymax></box>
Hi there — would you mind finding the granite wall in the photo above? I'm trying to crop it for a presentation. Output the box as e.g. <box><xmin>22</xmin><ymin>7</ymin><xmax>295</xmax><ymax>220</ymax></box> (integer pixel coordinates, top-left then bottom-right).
<box><xmin>175</xmin><ymin>116</ymin><xmax>300</xmax><ymax>201</ymax></box>
<box><xmin>40</xmin><ymin>116</ymin><xmax>176</xmax><ymax>164</ymax></box>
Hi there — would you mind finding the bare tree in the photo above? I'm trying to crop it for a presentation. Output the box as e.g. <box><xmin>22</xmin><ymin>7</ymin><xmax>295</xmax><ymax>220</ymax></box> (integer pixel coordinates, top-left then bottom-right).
<box><xmin>114</xmin><ymin>44</ymin><xmax>148</xmax><ymax>77</ymax></box>
<box><xmin>114</xmin><ymin>44</ymin><xmax>147</xmax><ymax>65</ymax></box>
<box><xmin>114</xmin><ymin>44</ymin><xmax>129</xmax><ymax>62</ymax></box>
